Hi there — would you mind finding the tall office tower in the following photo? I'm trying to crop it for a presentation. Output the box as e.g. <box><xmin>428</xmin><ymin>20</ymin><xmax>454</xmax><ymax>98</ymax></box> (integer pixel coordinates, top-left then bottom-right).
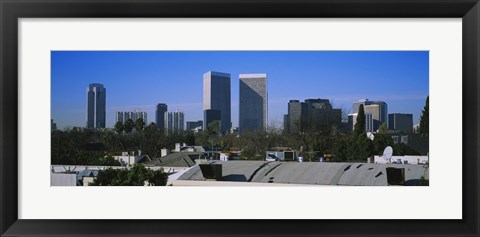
<box><xmin>388</xmin><ymin>113</ymin><xmax>413</xmax><ymax>133</ymax></box>
<box><xmin>203</xmin><ymin>71</ymin><xmax>231</xmax><ymax>134</ymax></box>
<box><xmin>352</xmin><ymin>99</ymin><xmax>388</xmax><ymax>131</ymax></box>
<box><xmin>156</xmin><ymin>103</ymin><xmax>168</xmax><ymax>129</ymax></box>
<box><xmin>164</xmin><ymin>111</ymin><xmax>184</xmax><ymax>134</ymax></box>
<box><xmin>86</xmin><ymin>83</ymin><xmax>106</xmax><ymax>129</ymax></box>
<box><xmin>286</xmin><ymin>98</ymin><xmax>341</xmax><ymax>133</ymax></box>
<box><xmin>239</xmin><ymin>74</ymin><xmax>268</xmax><ymax>133</ymax></box>
<box><xmin>287</xmin><ymin>100</ymin><xmax>303</xmax><ymax>133</ymax></box>
<box><xmin>303</xmin><ymin>98</ymin><xmax>342</xmax><ymax>131</ymax></box>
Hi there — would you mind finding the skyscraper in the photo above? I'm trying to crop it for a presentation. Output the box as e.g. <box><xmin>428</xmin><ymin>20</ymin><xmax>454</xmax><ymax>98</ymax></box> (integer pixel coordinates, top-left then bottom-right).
<box><xmin>239</xmin><ymin>74</ymin><xmax>268</xmax><ymax>133</ymax></box>
<box><xmin>287</xmin><ymin>100</ymin><xmax>303</xmax><ymax>133</ymax></box>
<box><xmin>286</xmin><ymin>98</ymin><xmax>341</xmax><ymax>133</ymax></box>
<box><xmin>165</xmin><ymin>111</ymin><xmax>184</xmax><ymax>134</ymax></box>
<box><xmin>86</xmin><ymin>83</ymin><xmax>106</xmax><ymax>129</ymax></box>
<box><xmin>203</xmin><ymin>71</ymin><xmax>231</xmax><ymax>134</ymax></box>
<box><xmin>303</xmin><ymin>99</ymin><xmax>342</xmax><ymax>130</ymax></box>
<box><xmin>156</xmin><ymin>103</ymin><xmax>168</xmax><ymax>129</ymax></box>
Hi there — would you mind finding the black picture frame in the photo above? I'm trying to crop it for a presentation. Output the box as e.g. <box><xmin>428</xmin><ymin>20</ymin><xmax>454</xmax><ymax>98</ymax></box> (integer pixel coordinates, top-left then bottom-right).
<box><xmin>1</xmin><ymin>0</ymin><xmax>479</xmax><ymax>236</ymax></box>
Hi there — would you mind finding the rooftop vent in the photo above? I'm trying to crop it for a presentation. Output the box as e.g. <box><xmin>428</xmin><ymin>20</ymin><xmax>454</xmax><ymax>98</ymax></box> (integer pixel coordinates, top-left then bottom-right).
<box><xmin>386</xmin><ymin>167</ymin><xmax>405</xmax><ymax>185</ymax></box>
<box><xmin>199</xmin><ymin>163</ymin><xmax>222</xmax><ymax>180</ymax></box>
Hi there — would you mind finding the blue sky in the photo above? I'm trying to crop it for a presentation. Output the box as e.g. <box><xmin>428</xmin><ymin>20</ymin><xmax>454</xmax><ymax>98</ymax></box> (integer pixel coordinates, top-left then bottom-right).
<box><xmin>51</xmin><ymin>51</ymin><xmax>429</xmax><ymax>130</ymax></box>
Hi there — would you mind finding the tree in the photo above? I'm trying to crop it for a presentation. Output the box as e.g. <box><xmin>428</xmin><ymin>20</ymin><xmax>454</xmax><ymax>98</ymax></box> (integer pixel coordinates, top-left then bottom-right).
<box><xmin>90</xmin><ymin>164</ymin><xmax>168</xmax><ymax>186</ymax></box>
<box><xmin>419</xmin><ymin>96</ymin><xmax>429</xmax><ymax>136</ymax></box>
<box><xmin>332</xmin><ymin>136</ymin><xmax>349</xmax><ymax>162</ymax></box>
<box><xmin>114</xmin><ymin>121</ymin><xmax>124</xmax><ymax>135</ymax></box>
<box><xmin>419</xmin><ymin>176</ymin><xmax>429</xmax><ymax>186</ymax></box>
<box><xmin>135</xmin><ymin>118</ymin><xmax>146</xmax><ymax>133</ymax></box>
<box><xmin>124</xmin><ymin>119</ymin><xmax>134</xmax><ymax>134</ymax></box>
<box><xmin>372</xmin><ymin>133</ymin><xmax>393</xmax><ymax>155</ymax></box>
<box><xmin>392</xmin><ymin>143</ymin><xmax>420</xmax><ymax>156</ymax></box>
<box><xmin>147</xmin><ymin>122</ymin><xmax>156</xmax><ymax>129</ymax></box>
<box><xmin>347</xmin><ymin>135</ymin><xmax>373</xmax><ymax>162</ymax></box>
<box><xmin>354</xmin><ymin>104</ymin><xmax>366</xmax><ymax>137</ymax></box>
<box><xmin>378</xmin><ymin>123</ymin><xmax>388</xmax><ymax>134</ymax></box>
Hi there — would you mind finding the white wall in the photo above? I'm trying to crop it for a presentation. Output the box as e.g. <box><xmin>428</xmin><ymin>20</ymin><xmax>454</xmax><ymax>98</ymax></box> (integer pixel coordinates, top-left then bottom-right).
<box><xmin>374</xmin><ymin>155</ymin><xmax>428</xmax><ymax>164</ymax></box>
<box><xmin>51</xmin><ymin>173</ymin><xmax>77</xmax><ymax>186</ymax></box>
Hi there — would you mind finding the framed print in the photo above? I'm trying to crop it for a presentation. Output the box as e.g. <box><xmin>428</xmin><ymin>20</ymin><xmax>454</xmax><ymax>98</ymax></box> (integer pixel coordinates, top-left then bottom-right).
<box><xmin>1</xmin><ymin>0</ymin><xmax>479</xmax><ymax>236</ymax></box>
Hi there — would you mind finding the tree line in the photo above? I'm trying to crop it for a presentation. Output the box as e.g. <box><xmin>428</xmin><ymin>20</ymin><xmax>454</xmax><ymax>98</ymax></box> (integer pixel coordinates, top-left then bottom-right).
<box><xmin>52</xmin><ymin>96</ymin><xmax>428</xmax><ymax>165</ymax></box>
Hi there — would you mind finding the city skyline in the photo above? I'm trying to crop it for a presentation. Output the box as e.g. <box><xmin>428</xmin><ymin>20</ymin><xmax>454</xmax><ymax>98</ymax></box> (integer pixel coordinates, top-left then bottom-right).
<box><xmin>51</xmin><ymin>51</ymin><xmax>429</xmax><ymax>130</ymax></box>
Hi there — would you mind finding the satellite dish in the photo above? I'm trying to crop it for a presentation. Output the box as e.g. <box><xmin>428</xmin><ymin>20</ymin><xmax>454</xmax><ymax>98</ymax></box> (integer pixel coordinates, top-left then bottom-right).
<box><xmin>367</xmin><ymin>132</ymin><xmax>375</xmax><ymax>141</ymax></box>
<box><xmin>382</xmin><ymin>146</ymin><xmax>393</xmax><ymax>162</ymax></box>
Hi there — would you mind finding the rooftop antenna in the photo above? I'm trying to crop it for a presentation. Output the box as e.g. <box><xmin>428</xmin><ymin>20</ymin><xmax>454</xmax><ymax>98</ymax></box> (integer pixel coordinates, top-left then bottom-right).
<box><xmin>367</xmin><ymin>132</ymin><xmax>375</xmax><ymax>141</ymax></box>
<box><xmin>382</xmin><ymin>146</ymin><xmax>393</xmax><ymax>164</ymax></box>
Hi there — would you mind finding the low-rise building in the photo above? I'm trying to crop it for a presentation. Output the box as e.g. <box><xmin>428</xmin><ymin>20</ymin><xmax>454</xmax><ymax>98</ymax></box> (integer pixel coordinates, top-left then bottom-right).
<box><xmin>113</xmin><ymin>151</ymin><xmax>151</xmax><ymax>166</ymax></box>
<box><xmin>374</xmin><ymin>155</ymin><xmax>429</xmax><ymax>164</ymax></box>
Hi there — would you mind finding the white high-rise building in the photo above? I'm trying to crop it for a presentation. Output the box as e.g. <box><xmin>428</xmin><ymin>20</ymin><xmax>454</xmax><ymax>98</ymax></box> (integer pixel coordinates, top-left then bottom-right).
<box><xmin>239</xmin><ymin>73</ymin><xmax>267</xmax><ymax>132</ymax></box>
<box><xmin>86</xmin><ymin>83</ymin><xmax>106</xmax><ymax>129</ymax></box>
<box><xmin>348</xmin><ymin>112</ymin><xmax>374</xmax><ymax>133</ymax></box>
<box><xmin>165</xmin><ymin>111</ymin><xmax>184</xmax><ymax>134</ymax></box>
<box><xmin>115</xmin><ymin>111</ymin><xmax>147</xmax><ymax>124</ymax></box>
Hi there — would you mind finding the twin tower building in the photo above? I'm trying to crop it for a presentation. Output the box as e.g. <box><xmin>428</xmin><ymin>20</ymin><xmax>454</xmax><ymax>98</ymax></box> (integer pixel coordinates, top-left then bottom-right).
<box><xmin>156</xmin><ymin>71</ymin><xmax>267</xmax><ymax>134</ymax></box>
<box><xmin>86</xmin><ymin>71</ymin><xmax>268</xmax><ymax>134</ymax></box>
<box><xmin>203</xmin><ymin>71</ymin><xmax>267</xmax><ymax>134</ymax></box>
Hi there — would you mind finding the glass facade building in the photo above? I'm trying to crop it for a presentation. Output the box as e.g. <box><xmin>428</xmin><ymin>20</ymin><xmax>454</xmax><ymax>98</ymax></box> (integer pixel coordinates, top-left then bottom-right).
<box><xmin>203</xmin><ymin>71</ymin><xmax>231</xmax><ymax>134</ymax></box>
<box><xmin>86</xmin><ymin>83</ymin><xmax>106</xmax><ymax>129</ymax></box>
<box><xmin>239</xmin><ymin>74</ymin><xmax>267</xmax><ymax>133</ymax></box>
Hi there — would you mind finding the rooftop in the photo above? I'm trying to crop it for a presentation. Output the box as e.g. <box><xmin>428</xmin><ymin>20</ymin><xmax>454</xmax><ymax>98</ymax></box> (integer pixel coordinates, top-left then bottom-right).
<box><xmin>143</xmin><ymin>153</ymin><xmax>196</xmax><ymax>167</ymax></box>
<box><xmin>176</xmin><ymin>161</ymin><xmax>429</xmax><ymax>186</ymax></box>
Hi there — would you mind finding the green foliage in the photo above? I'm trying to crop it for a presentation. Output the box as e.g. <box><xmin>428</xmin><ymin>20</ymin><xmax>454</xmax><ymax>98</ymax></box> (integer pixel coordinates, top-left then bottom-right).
<box><xmin>51</xmin><ymin>127</ymin><xmax>194</xmax><ymax>165</ymax></box>
<box><xmin>419</xmin><ymin>96</ymin><xmax>429</xmax><ymax>136</ymax></box>
<box><xmin>124</xmin><ymin>119</ymin><xmax>134</xmax><ymax>134</ymax></box>
<box><xmin>371</xmin><ymin>133</ymin><xmax>393</xmax><ymax>155</ymax></box>
<box><xmin>332</xmin><ymin>137</ymin><xmax>349</xmax><ymax>162</ymax></box>
<box><xmin>392</xmin><ymin>143</ymin><xmax>421</xmax><ymax>156</ymax></box>
<box><xmin>90</xmin><ymin>164</ymin><xmax>168</xmax><ymax>186</ymax></box>
<box><xmin>114</xmin><ymin>121</ymin><xmax>124</xmax><ymax>135</ymax></box>
<box><xmin>52</xmin><ymin>116</ymin><xmax>423</xmax><ymax>166</ymax></box>
<box><xmin>52</xmin><ymin>147</ymin><xmax>121</xmax><ymax>166</ymax></box>
<box><xmin>378</xmin><ymin>123</ymin><xmax>388</xmax><ymax>134</ymax></box>
<box><xmin>207</xmin><ymin>120</ymin><xmax>221</xmax><ymax>137</ymax></box>
<box><xmin>346</xmin><ymin>135</ymin><xmax>373</xmax><ymax>162</ymax></box>
<box><xmin>419</xmin><ymin>176</ymin><xmax>429</xmax><ymax>186</ymax></box>
<box><xmin>135</xmin><ymin>118</ymin><xmax>145</xmax><ymax>133</ymax></box>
